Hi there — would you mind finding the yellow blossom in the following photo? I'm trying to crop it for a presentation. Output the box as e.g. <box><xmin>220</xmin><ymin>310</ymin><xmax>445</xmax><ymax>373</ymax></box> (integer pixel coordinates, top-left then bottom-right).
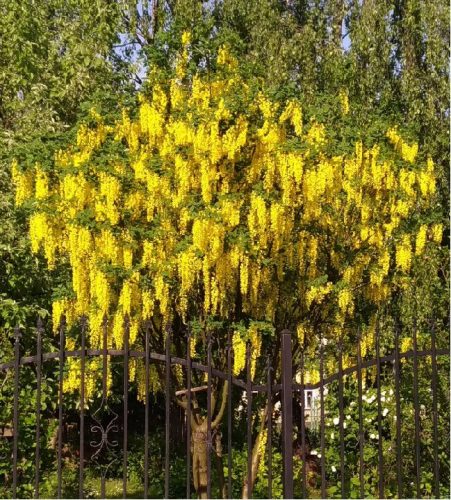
<box><xmin>181</xmin><ymin>31</ymin><xmax>191</xmax><ymax>46</ymax></box>
<box><xmin>35</xmin><ymin>166</ymin><xmax>49</xmax><ymax>200</ymax></box>
<box><xmin>338</xmin><ymin>288</ymin><xmax>354</xmax><ymax>315</ymax></box>
<box><xmin>232</xmin><ymin>331</ymin><xmax>246</xmax><ymax>376</ymax></box>
<box><xmin>415</xmin><ymin>225</ymin><xmax>427</xmax><ymax>255</ymax></box>
<box><xmin>12</xmin><ymin>160</ymin><xmax>33</xmax><ymax>205</ymax></box>
<box><xmin>431</xmin><ymin>224</ymin><xmax>443</xmax><ymax>243</ymax></box>
<box><xmin>306</xmin><ymin>121</ymin><xmax>326</xmax><ymax>147</ymax></box>
<box><xmin>339</xmin><ymin>88</ymin><xmax>349</xmax><ymax>115</ymax></box>
<box><xmin>396</xmin><ymin>235</ymin><xmax>412</xmax><ymax>272</ymax></box>
<box><xmin>306</xmin><ymin>283</ymin><xmax>333</xmax><ymax>307</ymax></box>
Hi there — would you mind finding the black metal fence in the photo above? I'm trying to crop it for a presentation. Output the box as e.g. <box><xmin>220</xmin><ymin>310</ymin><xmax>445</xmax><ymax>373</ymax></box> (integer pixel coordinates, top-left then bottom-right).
<box><xmin>0</xmin><ymin>318</ymin><xmax>449</xmax><ymax>499</ymax></box>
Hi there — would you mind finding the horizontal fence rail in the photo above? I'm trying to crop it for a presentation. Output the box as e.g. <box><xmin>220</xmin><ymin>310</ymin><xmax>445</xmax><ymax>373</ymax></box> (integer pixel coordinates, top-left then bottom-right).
<box><xmin>0</xmin><ymin>318</ymin><xmax>449</xmax><ymax>499</ymax></box>
<box><xmin>1</xmin><ymin>348</ymin><xmax>448</xmax><ymax>386</ymax></box>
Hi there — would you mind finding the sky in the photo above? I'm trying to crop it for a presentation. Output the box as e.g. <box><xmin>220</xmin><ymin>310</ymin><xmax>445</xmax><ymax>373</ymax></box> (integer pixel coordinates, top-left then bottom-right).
<box><xmin>114</xmin><ymin>1</ymin><xmax>354</xmax><ymax>87</ymax></box>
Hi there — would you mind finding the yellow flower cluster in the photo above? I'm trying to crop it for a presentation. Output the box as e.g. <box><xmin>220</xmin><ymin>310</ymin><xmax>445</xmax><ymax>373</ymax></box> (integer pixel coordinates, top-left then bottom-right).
<box><xmin>396</xmin><ymin>235</ymin><xmax>412</xmax><ymax>272</ymax></box>
<box><xmin>339</xmin><ymin>88</ymin><xmax>349</xmax><ymax>115</ymax></box>
<box><xmin>400</xmin><ymin>337</ymin><xmax>413</xmax><ymax>352</ymax></box>
<box><xmin>35</xmin><ymin>165</ymin><xmax>49</xmax><ymax>200</ymax></box>
<box><xmin>95</xmin><ymin>173</ymin><xmax>121</xmax><ymax>225</ymax></box>
<box><xmin>279</xmin><ymin>100</ymin><xmax>303</xmax><ymax>136</ymax></box>
<box><xmin>304</xmin><ymin>369</ymin><xmax>320</xmax><ymax>384</ymax></box>
<box><xmin>306</xmin><ymin>283</ymin><xmax>333</xmax><ymax>308</ymax></box>
<box><xmin>360</xmin><ymin>316</ymin><xmax>377</xmax><ymax>358</ymax></box>
<box><xmin>431</xmin><ymin>223</ymin><xmax>442</xmax><ymax>243</ymax></box>
<box><xmin>11</xmin><ymin>160</ymin><xmax>33</xmax><ymax>205</ymax></box>
<box><xmin>415</xmin><ymin>225</ymin><xmax>427</xmax><ymax>255</ymax></box>
<box><xmin>63</xmin><ymin>357</ymin><xmax>112</xmax><ymax>402</ymax></box>
<box><xmin>232</xmin><ymin>331</ymin><xmax>246</xmax><ymax>376</ymax></box>
<box><xmin>417</xmin><ymin>158</ymin><xmax>436</xmax><ymax>196</ymax></box>
<box><xmin>12</xmin><ymin>34</ymin><xmax>440</xmax><ymax>393</ymax></box>
<box><xmin>29</xmin><ymin>212</ymin><xmax>49</xmax><ymax>254</ymax></box>
<box><xmin>296</xmin><ymin>324</ymin><xmax>307</xmax><ymax>345</ymax></box>
<box><xmin>306</xmin><ymin>121</ymin><xmax>326</xmax><ymax>147</ymax></box>
<box><xmin>386</xmin><ymin>127</ymin><xmax>418</xmax><ymax>163</ymax></box>
<box><xmin>249</xmin><ymin>324</ymin><xmax>262</xmax><ymax>380</ymax></box>
<box><xmin>52</xmin><ymin>299</ymin><xmax>76</xmax><ymax>332</ymax></box>
<box><xmin>338</xmin><ymin>289</ymin><xmax>354</xmax><ymax>315</ymax></box>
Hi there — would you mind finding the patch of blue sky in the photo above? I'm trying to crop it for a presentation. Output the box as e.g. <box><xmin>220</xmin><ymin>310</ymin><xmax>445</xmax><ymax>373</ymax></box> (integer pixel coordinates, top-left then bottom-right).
<box><xmin>341</xmin><ymin>17</ymin><xmax>351</xmax><ymax>53</ymax></box>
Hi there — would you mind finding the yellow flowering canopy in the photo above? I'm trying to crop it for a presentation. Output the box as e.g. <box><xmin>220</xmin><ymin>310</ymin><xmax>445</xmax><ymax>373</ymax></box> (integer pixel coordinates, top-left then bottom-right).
<box><xmin>13</xmin><ymin>36</ymin><xmax>441</xmax><ymax>389</ymax></box>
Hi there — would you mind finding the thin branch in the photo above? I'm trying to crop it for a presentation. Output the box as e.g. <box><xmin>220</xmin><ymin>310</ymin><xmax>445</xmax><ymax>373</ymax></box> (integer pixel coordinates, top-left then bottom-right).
<box><xmin>212</xmin><ymin>381</ymin><xmax>228</xmax><ymax>429</ymax></box>
<box><xmin>175</xmin><ymin>385</ymin><xmax>208</xmax><ymax>396</ymax></box>
<box><xmin>113</xmin><ymin>42</ymin><xmax>141</xmax><ymax>49</ymax></box>
<box><xmin>175</xmin><ymin>395</ymin><xmax>199</xmax><ymax>428</ymax></box>
<box><xmin>151</xmin><ymin>0</ymin><xmax>159</xmax><ymax>40</ymax></box>
<box><xmin>211</xmin><ymin>387</ymin><xmax>218</xmax><ymax>416</ymax></box>
<box><xmin>175</xmin><ymin>397</ymin><xmax>188</xmax><ymax>410</ymax></box>
<box><xmin>133</xmin><ymin>73</ymin><xmax>143</xmax><ymax>85</ymax></box>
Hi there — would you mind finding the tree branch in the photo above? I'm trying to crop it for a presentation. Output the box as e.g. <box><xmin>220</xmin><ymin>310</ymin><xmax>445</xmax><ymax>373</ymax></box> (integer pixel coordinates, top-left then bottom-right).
<box><xmin>175</xmin><ymin>396</ymin><xmax>188</xmax><ymax>410</ymax></box>
<box><xmin>211</xmin><ymin>386</ymin><xmax>218</xmax><ymax>416</ymax></box>
<box><xmin>175</xmin><ymin>394</ymin><xmax>200</xmax><ymax>427</ymax></box>
<box><xmin>113</xmin><ymin>42</ymin><xmax>140</xmax><ymax>49</ymax></box>
<box><xmin>175</xmin><ymin>385</ymin><xmax>208</xmax><ymax>396</ymax></box>
<box><xmin>212</xmin><ymin>381</ymin><xmax>228</xmax><ymax>429</ymax></box>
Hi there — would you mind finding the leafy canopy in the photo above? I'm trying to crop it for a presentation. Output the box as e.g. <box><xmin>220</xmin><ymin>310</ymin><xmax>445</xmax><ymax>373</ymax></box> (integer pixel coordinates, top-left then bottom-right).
<box><xmin>13</xmin><ymin>35</ymin><xmax>441</xmax><ymax>393</ymax></box>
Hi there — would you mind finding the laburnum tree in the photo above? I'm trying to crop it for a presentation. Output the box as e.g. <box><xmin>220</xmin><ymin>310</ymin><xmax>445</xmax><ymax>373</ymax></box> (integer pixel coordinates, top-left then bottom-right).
<box><xmin>12</xmin><ymin>35</ymin><xmax>442</xmax><ymax>497</ymax></box>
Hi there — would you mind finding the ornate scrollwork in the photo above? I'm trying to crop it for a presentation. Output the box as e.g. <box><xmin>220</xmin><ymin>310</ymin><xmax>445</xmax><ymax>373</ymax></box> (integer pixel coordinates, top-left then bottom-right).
<box><xmin>88</xmin><ymin>316</ymin><xmax>120</xmax><ymax>482</ymax></box>
<box><xmin>90</xmin><ymin>399</ymin><xmax>119</xmax><ymax>460</ymax></box>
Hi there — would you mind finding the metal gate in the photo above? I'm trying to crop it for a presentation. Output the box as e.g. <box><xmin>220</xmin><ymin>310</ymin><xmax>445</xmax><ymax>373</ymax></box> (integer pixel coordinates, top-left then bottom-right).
<box><xmin>0</xmin><ymin>317</ymin><xmax>449</xmax><ymax>498</ymax></box>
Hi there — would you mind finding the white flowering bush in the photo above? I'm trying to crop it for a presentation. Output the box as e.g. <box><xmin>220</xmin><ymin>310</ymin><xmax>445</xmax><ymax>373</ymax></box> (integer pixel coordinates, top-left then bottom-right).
<box><xmin>304</xmin><ymin>357</ymin><xmax>450</xmax><ymax>499</ymax></box>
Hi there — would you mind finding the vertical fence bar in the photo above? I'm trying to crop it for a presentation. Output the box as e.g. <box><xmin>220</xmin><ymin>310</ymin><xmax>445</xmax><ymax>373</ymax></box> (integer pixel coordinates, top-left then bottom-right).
<box><xmin>57</xmin><ymin>318</ymin><xmax>66</xmax><ymax>499</ymax></box>
<box><xmin>281</xmin><ymin>329</ymin><xmax>294</xmax><ymax>499</ymax></box>
<box><xmin>186</xmin><ymin>331</ymin><xmax>192</xmax><ymax>499</ymax></box>
<box><xmin>412</xmin><ymin>319</ymin><xmax>421</xmax><ymax>498</ymax></box>
<box><xmin>300</xmin><ymin>350</ymin><xmax>307</xmax><ymax>499</ymax></box>
<box><xmin>79</xmin><ymin>316</ymin><xmax>87</xmax><ymax>499</ymax></box>
<box><xmin>144</xmin><ymin>324</ymin><xmax>150</xmax><ymax>499</ymax></box>
<box><xmin>100</xmin><ymin>316</ymin><xmax>108</xmax><ymax>499</ymax></box>
<box><xmin>12</xmin><ymin>326</ymin><xmax>21</xmax><ymax>499</ymax></box>
<box><xmin>266</xmin><ymin>355</ymin><xmax>273</xmax><ymax>500</ymax></box>
<box><xmin>34</xmin><ymin>319</ymin><xmax>43</xmax><ymax>499</ymax></box>
<box><xmin>123</xmin><ymin>316</ymin><xmax>130</xmax><ymax>499</ymax></box>
<box><xmin>319</xmin><ymin>335</ymin><xmax>326</xmax><ymax>499</ymax></box>
<box><xmin>376</xmin><ymin>320</ymin><xmax>384</xmax><ymax>498</ymax></box>
<box><xmin>165</xmin><ymin>326</ymin><xmax>171</xmax><ymax>499</ymax></box>
<box><xmin>338</xmin><ymin>337</ymin><xmax>345</xmax><ymax>499</ymax></box>
<box><xmin>357</xmin><ymin>331</ymin><xmax>364</xmax><ymax>499</ymax></box>
<box><xmin>227</xmin><ymin>332</ymin><xmax>233</xmax><ymax>499</ymax></box>
<box><xmin>431</xmin><ymin>322</ymin><xmax>440</xmax><ymax>498</ymax></box>
<box><xmin>246</xmin><ymin>341</ymin><xmax>253</xmax><ymax>499</ymax></box>
<box><xmin>394</xmin><ymin>323</ymin><xmax>403</xmax><ymax>499</ymax></box>
<box><xmin>207</xmin><ymin>336</ymin><xmax>213</xmax><ymax>499</ymax></box>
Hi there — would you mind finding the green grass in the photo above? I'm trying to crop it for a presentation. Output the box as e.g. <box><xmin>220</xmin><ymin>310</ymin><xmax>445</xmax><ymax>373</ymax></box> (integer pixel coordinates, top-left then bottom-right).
<box><xmin>37</xmin><ymin>468</ymin><xmax>148</xmax><ymax>499</ymax></box>
<box><xmin>82</xmin><ymin>477</ymin><xmax>145</xmax><ymax>499</ymax></box>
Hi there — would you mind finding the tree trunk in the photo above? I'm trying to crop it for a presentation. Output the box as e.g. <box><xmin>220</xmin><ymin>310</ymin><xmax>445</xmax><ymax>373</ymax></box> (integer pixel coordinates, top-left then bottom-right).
<box><xmin>241</xmin><ymin>408</ymin><xmax>268</xmax><ymax>499</ymax></box>
<box><xmin>192</xmin><ymin>423</ymin><xmax>208</xmax><ymax>499</ymax></box>
<box><xmin>176</xmin><ymin>382</ymin><xmax>229</xmax><ymax>499</ymax></box>
<box><xmin>214</xmin><ymin>432</ymin><xmax>227</xmax><ymax>499</ymax></box>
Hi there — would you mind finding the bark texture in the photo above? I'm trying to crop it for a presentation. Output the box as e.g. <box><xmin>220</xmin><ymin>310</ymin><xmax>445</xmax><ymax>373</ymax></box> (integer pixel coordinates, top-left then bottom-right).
<box><xmin>176</xmin><ymin>381</ymin><xmax>228</xmax><ymax>499</ymax></box>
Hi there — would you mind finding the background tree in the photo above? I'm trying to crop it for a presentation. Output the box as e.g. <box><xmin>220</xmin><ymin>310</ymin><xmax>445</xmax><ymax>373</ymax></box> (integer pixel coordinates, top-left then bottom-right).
<box><xmin>0</xmin><ymin>0</ymin><xmax>140</xmax><ymax>329</ymax></box>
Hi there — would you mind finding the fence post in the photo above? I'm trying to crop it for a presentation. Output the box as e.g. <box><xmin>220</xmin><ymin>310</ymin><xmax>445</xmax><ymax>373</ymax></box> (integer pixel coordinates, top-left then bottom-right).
<box><xmin>12</xmin><ymin>326</ymin><xmax>21</xmax><ymax>499</ymax></box>
<box><xmin>281</xmin><ymin>329</ymin><xmax>294</xmax><ymax>499</ymax></box>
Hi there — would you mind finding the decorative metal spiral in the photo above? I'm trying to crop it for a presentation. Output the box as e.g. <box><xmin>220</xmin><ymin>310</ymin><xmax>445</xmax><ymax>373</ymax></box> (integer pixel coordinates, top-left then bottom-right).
<box><xmin>89</xmin><ymin>399</ymin><xmax>119</xmax><ymax>460</ymax></box>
